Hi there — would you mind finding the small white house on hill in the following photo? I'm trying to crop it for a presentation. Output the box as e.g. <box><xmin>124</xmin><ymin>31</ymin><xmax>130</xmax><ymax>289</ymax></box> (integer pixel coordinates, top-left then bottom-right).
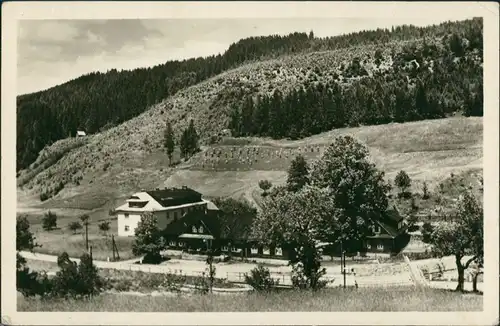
<box><xmin>76</xmin><ymin>130</ymin><xmax>87</xmax><ymax>137</ymax></box>
<box><xmin>115</xmin><ymin>186</ymin><xmax>216</xmax><ymax>237</ymax></box>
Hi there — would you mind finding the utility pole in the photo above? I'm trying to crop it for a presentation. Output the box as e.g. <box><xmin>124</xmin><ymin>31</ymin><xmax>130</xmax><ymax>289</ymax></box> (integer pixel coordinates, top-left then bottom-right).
<box><xmin>85</xmin><ymin>221</ymin><xmax>89</xmax><ymax>252</ymax></box>
<box><xmin>112</xmin><ymin>234</ymin><xmax>116</xmax><ymax>261</ymax></box>
<box><xmin>343</xmin><ymin>250</ymin><xmax>346</xmax><ymax>289</ymax></box>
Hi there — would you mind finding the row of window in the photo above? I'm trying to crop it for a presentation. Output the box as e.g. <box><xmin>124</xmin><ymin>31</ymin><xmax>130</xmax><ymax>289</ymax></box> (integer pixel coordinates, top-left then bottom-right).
<box><xmin>122</xmin><ymin>204</ymin><xmax>205</xmax><ymax>220</ymax></box>
<box><xmin>167</xmin><ymin>240</ymin><xmax>284</xmax><ymax>256</ymax></box>
<box><xmin>366</xmin><ymin>243</ymin><xmax>384</xmax><ymax>250</ymax></box>
<box><xmin>192</xmin><ymin>225</ymin><xmax>204</xmax><ymax>233</ymax></box>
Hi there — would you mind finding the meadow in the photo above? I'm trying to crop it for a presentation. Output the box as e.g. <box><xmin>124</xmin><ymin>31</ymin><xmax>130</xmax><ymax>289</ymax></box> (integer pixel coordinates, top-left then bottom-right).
<box><xmin>16</xmin><ymin>117</ymin><xmax>483</xmax><ymax>262</ymax></box>
<box><xmin>17</xmin><ymin>287</ymin><xmax>482</xmax><ymax>312</ymax></box>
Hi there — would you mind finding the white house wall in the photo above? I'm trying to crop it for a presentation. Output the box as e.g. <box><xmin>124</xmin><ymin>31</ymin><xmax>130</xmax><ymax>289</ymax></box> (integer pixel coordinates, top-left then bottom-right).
<box><xmin>117</xmin><ymin>203</ymin><xmax>208</xmax><ymax>237</ymax></box>
<box><xmin>117</xmin><ymin>213</ymin><xmax>142</xmax><ymax>237</ymax></box>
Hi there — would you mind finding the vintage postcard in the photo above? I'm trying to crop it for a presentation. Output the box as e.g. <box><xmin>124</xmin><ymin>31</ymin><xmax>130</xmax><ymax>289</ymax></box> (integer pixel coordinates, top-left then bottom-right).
<box><xmin>1</xmin><ymin>1</ymin><xmax>498</xmax><ymax>325</ymax></box>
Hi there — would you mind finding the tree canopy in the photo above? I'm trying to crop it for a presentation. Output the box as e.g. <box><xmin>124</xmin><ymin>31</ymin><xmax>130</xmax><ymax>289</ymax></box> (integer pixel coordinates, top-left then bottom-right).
<box><xmin>309</xmin><ymin>136</ymin><xmax>391</xmax><ymax>243</ymax></box>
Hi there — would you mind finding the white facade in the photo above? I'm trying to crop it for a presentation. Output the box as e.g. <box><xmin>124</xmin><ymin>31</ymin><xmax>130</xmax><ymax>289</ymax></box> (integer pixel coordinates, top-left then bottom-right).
<box><xmin>115</xmin><ymin>191</ymin><xmax>209</xmax><ymax>237</ymax></box>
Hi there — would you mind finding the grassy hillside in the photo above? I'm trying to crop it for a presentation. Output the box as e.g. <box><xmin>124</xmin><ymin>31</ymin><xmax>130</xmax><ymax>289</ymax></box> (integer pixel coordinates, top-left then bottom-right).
<box><xmin>17</xmin><ymin>116</ymin><xmax>482</xmax><ymax>213</ymax></box>
<box><xmin>18</xmin><ymin>287</ymin><xmax>482</xmax><ymax>312</ymax></box>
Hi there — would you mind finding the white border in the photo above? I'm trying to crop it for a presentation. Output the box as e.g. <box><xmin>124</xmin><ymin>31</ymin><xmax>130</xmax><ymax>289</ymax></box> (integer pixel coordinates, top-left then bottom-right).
<box><xmin>2</xmin><ymin>1</ymin><xmax>498</xmax><ymax>325</ymax></box>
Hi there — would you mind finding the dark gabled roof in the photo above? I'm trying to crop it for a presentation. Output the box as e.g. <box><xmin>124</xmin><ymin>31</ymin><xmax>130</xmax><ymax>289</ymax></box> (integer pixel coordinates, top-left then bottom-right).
<box><xmin>163</xmin><ymin>209</ymin><xmax>221</xmax><ymax>237</ymax></box>
<box><xmin>369</xmin><ymin>208</ymin><xmax>405</xmax><ymax>238</ymax></box>
<box><xmin>147</xmin><ymin>187</ymin><xmax>202</xmax><ymax>207</ymax></box>
<box><xmin>385</xmin><ymin>207</ymin><xmax>404</xmax><ymax>223</ymax></box>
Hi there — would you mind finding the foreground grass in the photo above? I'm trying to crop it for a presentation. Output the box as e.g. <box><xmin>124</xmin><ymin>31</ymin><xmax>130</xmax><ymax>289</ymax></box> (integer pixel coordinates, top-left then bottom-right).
<box><xmin>18</xmin><ymin>287</ymin><xmax>482</xmax><ymax>312</ymax></box>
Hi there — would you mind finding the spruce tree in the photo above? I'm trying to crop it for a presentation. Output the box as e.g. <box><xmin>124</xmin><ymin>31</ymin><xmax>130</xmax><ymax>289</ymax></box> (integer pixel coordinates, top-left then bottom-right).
<box><xmin>186</xmin><ymin>119</ymin><xmax>200</xmax><ymax>156</ymax></box>
<box><xmin>164</xmin><ymin>121</ymin><xmax>175</xmax><ymax>165</ymax></box>
<box><xmin>286</xmin><ymin>155</ymin><xmax>310</xmax><ymax>192</ymax></box>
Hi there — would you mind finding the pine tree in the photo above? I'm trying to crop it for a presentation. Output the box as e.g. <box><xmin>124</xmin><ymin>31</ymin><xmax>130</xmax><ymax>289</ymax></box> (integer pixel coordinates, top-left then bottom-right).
<box><xmin>164</xmin><ymin>121</ymin><xmax>175</xmax><ymax>165</ymax></box>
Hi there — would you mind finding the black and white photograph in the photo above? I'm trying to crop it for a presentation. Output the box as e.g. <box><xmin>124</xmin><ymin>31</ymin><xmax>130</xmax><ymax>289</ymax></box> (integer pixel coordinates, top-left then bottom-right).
<box><xmin>1</xmin><ymin>1</ymin><xmax>499</xmax><ymax>325</ymax></box>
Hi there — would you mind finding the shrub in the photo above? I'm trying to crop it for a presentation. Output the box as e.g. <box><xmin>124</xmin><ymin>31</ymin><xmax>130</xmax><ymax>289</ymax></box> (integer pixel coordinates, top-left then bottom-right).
<box><xmin>245</xmin><ymin>265</ymin><xmax>279</xmax><ymax>292</ymax></box>
<box><xmin>39</xmin><ymin>192</ymin><xmax>49</xmax><ymax>202</ymax></box>
<box><xmin>98</xmin><ymin>221</ymin><xmax>110</xmax><ymax>234</ymax></box>
<box><xmin>42</xmin><ymin>211</ymin><xmax>57</xmax><ymax>231</ymax></box>
<box><xmin>51</xmin><ymin>252</ymin><xmax>105</xmax><ymax>299</ymax></box>
<box><xmin>258</xmin><ymin>180</ymin><xmax>273</xmax><ymax>195</ymax></box>
<box><xmin>421</xmin><ymin>222</ymin><xmax>434</xmax><ymax>243</ymax></box>
<box><xmin>68</xmin><ymin>221</ymin><xmax>82</xmax><ymax>234</ymax></box>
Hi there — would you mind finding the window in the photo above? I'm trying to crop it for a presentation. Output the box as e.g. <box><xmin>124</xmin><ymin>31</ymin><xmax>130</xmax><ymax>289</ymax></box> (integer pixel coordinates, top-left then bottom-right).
<box><xmin>231</xmin><ymin>247</ymin><xmax>239</xmax><ymax>252</ymax></box>
<box><xmin>373</xmin><ymin>224</ymin><xmax>381</xmax><ymax>233</ymax></box>
<box><xmin>199</xmin><ymin>226</ymin><xmax>204</xmax><ymax>233</ymax></box>
<box><xmin>178</xmin><ymin>241</ymin><xmax>185</xmax><ymax>247</ymax></box>
<box><xmin>169</xmin><ymin>240</ymin><xmax>176</xmax><ymax>247</ymax></box>
<box><xmin>124</xmin><ymin>225</ymin><xmax>129</xmax><ymax>231</ymax></box>
<box><xmin>367</xmin><ymin>244</ymin><xmax>372</xmax><ymax>250</ymax></box>
<box><xmin>250</xmin><ymin>247</ymin><xmax>258</xmax><ymax>254</ymax></box>
<box><xmin>192</xmin><ymin>226</ymin><xmax>197</xmax><ymax>233</ymax></box>
<box><xmin>275</xmin><ymin>247</ymin><xmax>283</xmax><ymax>256</ymax></box>
<box><xmin>124</xmin><ymin>213</ymin><xmax>129</xmax><ymax>218</ymax></box>
<box><xmin>263</xmin><ymin>247</ymin><xmax>270</xmax><ymax>255</ymax></box>
<box><xmin>221</xmin><ymin>246</ymin><xmax>229</xmax><ymax>252</ymax></box>
<box><xmin>377</xmin><ymin>243</ymin><xmax>384</xmax><ymax>250</ymax></box>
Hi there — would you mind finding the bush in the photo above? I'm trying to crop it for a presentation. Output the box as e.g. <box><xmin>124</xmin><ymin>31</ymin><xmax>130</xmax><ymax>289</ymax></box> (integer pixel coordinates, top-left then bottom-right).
<box><xmin>98</xmin><ymin>221</ymin><xmax>110</xmax><ymax>233</ymax></box>
<box><xmin>39</xmin><ymin>192</ymin><xmax>49</xmax><ymax>202</ymax></box>
<box><xmin>421</xmin><ymin>222</ymin><xmax>434</xmax><ymax>243</ymax></box>
<box><xmin>68</xmin><ymin>221</ymin><xmax>82</xmax><ymax>234</ymax></box>
<box><xmin>258</xmin><ymin>180</ymin><xmax>273</xmax><ymax>195</ymax></box>
<box><xmin>42</xmin><ymin>211</ymin><xmax>58</xmax><ymax>231</ymax></box>
<box><xmin>245</xmin><ymin>265</ymin><xmax>279</xmax><ymax>292</ymax></box>
<box><xmin>51</xmin><ymin>252</ymin><xmax>105</xmax><ymax>299</ymax></box>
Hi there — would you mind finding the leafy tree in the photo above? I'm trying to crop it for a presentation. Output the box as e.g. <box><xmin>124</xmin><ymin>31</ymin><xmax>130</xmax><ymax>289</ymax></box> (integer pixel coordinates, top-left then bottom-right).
<box><xmin>132</xmin><ymin>212</ymin><xmax>165</xmax><ymax>264</ymax></box>
<box><xmin>17</xmin><ymin>215</ymin><xmax>37</xmax><ymax>252</ymax></box>
<box><xmin>164</xmin><ymin>121</ymin><xmax>175</xmax><ymax>165</ymax></box>
<box><xmin>309</xmin><ymin>136</ymin><xmax>391</xmax><ymax>250</ymax></box>
<box><xmin>68</xmin><ymin>221</ymin><xmax>83</xmax><ymax>234</ymax></box>
<box><xmin>258</xmin><ymin>180</ymin><xmax>273</xmax><ymax>196</ymax></box>
<box><xmin>98</xmin><ymin>221</ymin><xmax>110</xmax><ymax>234</ymax></box>
<box><xmin>79</xmin><ymin>214</ymin><xmax>90</xmax><ymax>225</ymax></box>
<box><xmin>211</xmin><ymin>197</ymin><xmax>257</xmax><ymax>240</ymax></box>
<box><xmin>286</xmin><ymin>154</ymin><xmax>309</xmax><ymax>192</ymax></box>
<box><xmin>42</xmin><ymin>210</ymin><xmax>58</xmax><ymax>231</ymax></box>
<box><xmin>16</xmin><ymin>215</ymin><xmax>46</xmax><ymax>297</ymax></box>
<box><xmin>429</xmin><ymin>192</ymin><xmax>483</xmax><ymax>292</ymax></box>
<box><xmin>51</xmin><ymin>252</ymin><xmax>105</xmax><ymax>298</ymax></box>
<box><xmin>245</xmin><ymin>264</ymin><xmax>279</xmax><ymax>292</ymax></box>
<box><xmin>394</xmin><ymin>170</ymin><xmax>412</xmax><ymax>197</ymax></box>
<box><xmin>253</xmin><ymin>186</ymin><xmax>341</xmax><ymax>290</ymax></box>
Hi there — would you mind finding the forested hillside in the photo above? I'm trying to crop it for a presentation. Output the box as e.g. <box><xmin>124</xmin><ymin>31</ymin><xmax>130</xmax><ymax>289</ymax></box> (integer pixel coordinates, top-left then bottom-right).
<box><xmin>229</xmin><ymin>30</ymin><xmax>483</xmax><ymax>139</ymax></box>
<box><xmin>17</xmin><ymin>18</ymin><xmax>482</xmax><ymax>171</ymax></box>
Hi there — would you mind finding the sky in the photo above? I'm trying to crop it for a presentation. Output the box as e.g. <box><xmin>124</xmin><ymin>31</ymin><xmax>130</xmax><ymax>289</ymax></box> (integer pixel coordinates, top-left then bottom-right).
<box><xmin>17</xmin><ymin>17</ymin><xmax>467</xmax><ymax>95</ymax></box>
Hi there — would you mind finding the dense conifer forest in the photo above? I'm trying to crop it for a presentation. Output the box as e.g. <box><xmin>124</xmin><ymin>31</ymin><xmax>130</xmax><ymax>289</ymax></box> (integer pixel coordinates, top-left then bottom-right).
<box><xmin>17</xmin><ymin>18</ymin><xmax>482</xmax><ymax>171</ymax></box>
